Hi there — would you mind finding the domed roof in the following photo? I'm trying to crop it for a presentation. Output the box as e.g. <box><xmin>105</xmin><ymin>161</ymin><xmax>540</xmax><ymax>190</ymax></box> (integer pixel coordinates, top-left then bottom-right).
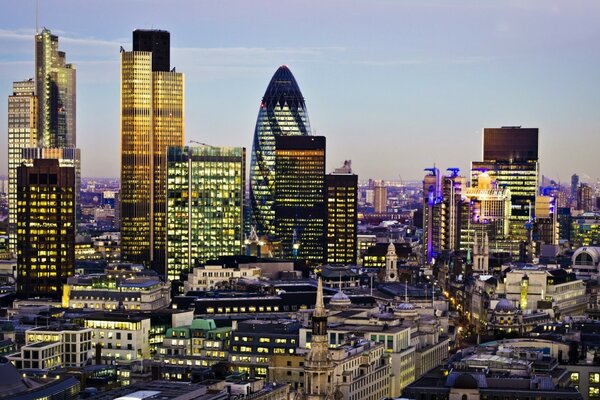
<box><xmin>495</xmin><ymin>298</ymin><xmax>516</xmax><ymax>313</ymax></box>
<box><xmin>262</xmin><ymin>65</ymin><xmax>306</xmax><ymax>109</ymax></box>
<box><xmin>330</xmin><ymin>291</ymin><xmax>351</xmax><ymax>309</ymax></box>
<box><xmin>453</xmin><ymin>373</ymin><xmax>479</xmax><ymax>389</ymax></box>
<box><xmin>396</xmin><ymin>302</ymin><xmax>415</xmax><ymax>311</ymax></box>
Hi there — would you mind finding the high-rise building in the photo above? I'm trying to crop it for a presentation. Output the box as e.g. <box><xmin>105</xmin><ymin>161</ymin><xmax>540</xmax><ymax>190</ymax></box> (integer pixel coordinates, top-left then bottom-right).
<box><xmin>571</xmin><ymin>174</ymin><xmax>579</xmax><ymax>204</ymax></box>
<box><xmin>120</xmin><ymin>29</ymin><xmax>184</xmax><ymax>273</ymax></box>
<box><xmin>325</xmin><ymin>161</ymin><xmax>358</xmax><ymax>265</ymax></box>
<box><xmin>7</xmin><ymin>79</ymin><xmax>37</xmax><ymax>255</ymax></box>
<box><xmin>21</xmin><ymin>147</ymin><xmax>81</xmax><ymax>219</ymax></box>
<box><xmin>374</xmin><ymin>180</ymin><xmax>388</xmax><ymax>213</ymax></box>
<box><xmin>165</xmin><ymin>146</ymin><xmax>245</xmax><ymax>283</ymax></box>
<box><xmin>35</xmin><ymin>28</ymin><xmax>76</xmax><ymax>148</ymax></box>
<box><xmin>577</xmin><ymin>183</ymin><xmax>593</xmax><ymax>212</ymax></box>
<box><xmin>423</xmin><ymin>167</ymin><xmax>441</xmax><ymax>264</ymax></box>
<box><xmin>274</xmin><ymin>135</ymin><xmax>325</xmax><ymax>263</ymax></box>
<box><xmin>16</xmin><ymin>159</ymin><xmax>75</xmax><ymax>299</ymax></box>
<box><xmin>472</xmin><ymin>127</ymin><xmax>539</xmax><ymax>242</ymax></box>
<box><xmin>250</xmin><ymin>66</ymin><xmax>311</xmax><ymax>240</ymax></box>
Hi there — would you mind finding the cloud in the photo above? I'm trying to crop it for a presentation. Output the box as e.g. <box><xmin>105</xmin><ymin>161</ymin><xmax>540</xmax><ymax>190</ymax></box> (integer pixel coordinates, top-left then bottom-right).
<box><xmin>356</xmin><ymin>55</ymin><xmax>491</xmax><ymax>67</ymax></box>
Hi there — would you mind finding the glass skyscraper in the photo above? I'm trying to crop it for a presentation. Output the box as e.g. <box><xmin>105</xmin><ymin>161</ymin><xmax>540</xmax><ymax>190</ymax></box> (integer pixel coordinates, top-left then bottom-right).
<box><xmin>35</xmin><ymin>28</ymin><xmax>76</xmax><ymax>148</ymax></box>
<box><xmin>166</xmin><ymin>146</ymin><xmax>245</xmax><ymax>283</ymax></box>
<box><xmin>274</xmin><ymin>135</ymin><xmax>326</xmax><ymax>264</ymax></box>
<box><xmin>120</xmin><ymin>30</ymin><xmax>184</xmax><ymax>273</ymax></box>
<box><xmin>250</xmin><ymin>65</ymin><xmax>311</xmax><ymax>239</ymax></box>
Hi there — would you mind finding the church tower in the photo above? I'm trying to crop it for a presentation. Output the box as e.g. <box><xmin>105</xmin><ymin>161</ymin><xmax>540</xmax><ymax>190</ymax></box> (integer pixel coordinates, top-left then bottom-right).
<box><xmin>304</xmin><ymin>277</ymin><xmax>335</xmax><ymax>399</ymax></box>
<box><xmin>385</xmin><ymin>241</ymin><xmax>399</xmax><ymax>282</ymax></box>
<box><xmin>472</xmin><ymin>232</ymin><xmax>489</xmax><ymax>273</ymax></box>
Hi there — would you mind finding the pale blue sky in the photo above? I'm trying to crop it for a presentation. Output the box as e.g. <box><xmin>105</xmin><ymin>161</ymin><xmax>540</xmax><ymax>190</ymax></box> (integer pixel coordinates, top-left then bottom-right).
<box><xmin>1</xmin><ymin>0</ymin><xmax>600</xmax><ymax>183</ymax></box>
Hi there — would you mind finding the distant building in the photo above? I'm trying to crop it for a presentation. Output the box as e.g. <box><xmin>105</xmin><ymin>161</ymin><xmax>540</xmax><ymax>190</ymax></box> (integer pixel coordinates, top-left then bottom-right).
<box><xmin>374</xmin><ymin>180</ymin><xmax>387</xmax><ymax>213</ymax></box>
<box><xmin>578</xmin><ymin>183</ymin><xmax>593</xmax><ymax>212</ymax></box>
<box><xmin>325</xmin><ymin>161</ymin><xmax>358</xmax><ymax>265</ymax></box>
<box><xmin>274</xmin><ymin>135</ymin><xmax>326</xmax><ymax>264</ymax></box>
<box><xmin>120</xmin><ymin>29</ymin><xmax>184</xmax><ymax>273</ymax></box>
<box><xmin>184</xmin><ymin>264</ymin><xmax>261</xmax><ymax>292</ymax></box>
<box><xmin>166</xmin><ymin>146</ymin><xmax>245</xmax><ymax>283</ymax></box>
<box><xmin>16</xmin><ymin>158</ymin><xmax>75</xmax><ymax>299</ymax></box>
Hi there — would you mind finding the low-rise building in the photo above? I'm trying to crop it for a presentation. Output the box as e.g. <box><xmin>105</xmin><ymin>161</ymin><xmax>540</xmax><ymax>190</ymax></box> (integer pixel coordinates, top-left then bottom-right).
<box><xmin>63</xmin><ymin>267</ymin><xmax>171</xmax><ymax>311</ymax></box>
<box><xmin>7</xmin><ymin>325</ymin><xmax>93</xmax><ymax>371</ymax></box>
<box><xmin>183</xmin><ymin>264</ymin><xmax>261</xmax><ymax>292</ymax></box>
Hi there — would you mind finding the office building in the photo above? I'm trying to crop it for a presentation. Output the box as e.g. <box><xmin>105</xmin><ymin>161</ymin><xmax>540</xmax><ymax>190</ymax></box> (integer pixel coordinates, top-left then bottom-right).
<box><xmin>374</xmin><ymin>180</ymin><xmax>387</xmax><ymax>213</ymax></box>
<box><xmin>571</xmin><ymin>174</ymin><xmax>579</xmax><ymax>203</ymax></box>
<box><xmin>35</xmin><ymin>28</ymin><xmax>76</xmax><ymax>148</ymax></box>
<box><xmin>325</xmin><ymin>161</ymin><xmax>358</xmax><ymax>265</ymax></box>
<box><xmin>120</xmin><ymin>29</ymin><xmax>184</xmax><ymax>272</ymax></box>
<box><xmin>16</xmin><ymin>159</ymin><xmax>75</xmax><ymax>299</ymax></box>
<box><xmin>165</xmin><ymin>146</ymin><xmax>245</xmax><ymax>282</ymax></box>
<box><xmin>274</xmin><ymin>135</ymin><xmax>326</xmax><ymax>263</ymax></box>
<box><xmin>472</xmin><ymin>127</ymin><xmax>539</xmax><ymax>243</ymax></box>
<box><xmin>578</xmin><ymin>183</ymin><xmax>593</xmax><ymax>212</ymax></box>
<box><xmin>7</xmin><ymin>79</ymin><xmax>37</xmax><ymax>255</ymax></box>
<box><xmin>422</xmin><ymin>168</ymin><xmax>465</xmax><ymax>263</ymax></box>
<box><xmin>250</xmin><ymin>65</ymin><xmax>311</xmax><ymax>240</ymax></box>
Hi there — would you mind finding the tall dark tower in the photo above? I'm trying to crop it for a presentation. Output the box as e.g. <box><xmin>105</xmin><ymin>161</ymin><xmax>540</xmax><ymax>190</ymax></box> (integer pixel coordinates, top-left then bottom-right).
<box><xmin>133</xmin><ymin>29</ymin><xmax>170</xmax><ymax>72</ymax></box>
<box><xmin>325</xmin><ymin>161</ymin><xmax>358</xmax><ymax>265</ymax></box>
<box><xmin>274</xmin><ymin>135</ymin><xmax>326</xmax><ymax>264</ymax></box>
<box><xmin>16</xmin><ymin>159</ymin><xmax>75</xmax><ymax>299</ymax></box>
<box><xmin>250</xmin><ymin>66</ymin><xmax>311</xmax><ymax>240</ymax></box>
<box><xmin>472</xmin><ymin>127</ymin><xmax>539</xmax><ymax>243</ymax></box>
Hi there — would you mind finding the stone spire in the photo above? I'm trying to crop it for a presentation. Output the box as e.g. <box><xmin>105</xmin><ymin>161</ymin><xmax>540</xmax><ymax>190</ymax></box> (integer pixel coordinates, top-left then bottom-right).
<box><xmin>385</xmin><ymin>240</ymin><xmax>398</xmax><ymax>282</ymax></box>
<box><xmin>314</xmin><ymin>276</ymin><xmax>326</xmax><ymax>317</ymax></box>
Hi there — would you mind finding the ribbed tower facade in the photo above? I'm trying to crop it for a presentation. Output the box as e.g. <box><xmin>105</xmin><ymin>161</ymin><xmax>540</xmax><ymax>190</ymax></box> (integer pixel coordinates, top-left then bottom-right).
<box><xmin>120</xmin><ymin>30</ymin><xmax>184</xmax><ymax>273</ymax></box>
<box><xmin>250</xmin><ymin>65</ymin><xmax>311</xmax><ymax>239</ymax></box>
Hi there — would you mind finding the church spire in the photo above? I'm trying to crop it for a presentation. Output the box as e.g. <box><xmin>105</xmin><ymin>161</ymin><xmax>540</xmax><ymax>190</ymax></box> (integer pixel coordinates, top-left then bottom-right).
<box><xmin>314</xmin><ymin>276</ymin><xmax>326</xmax><ymax>317</ymax></box>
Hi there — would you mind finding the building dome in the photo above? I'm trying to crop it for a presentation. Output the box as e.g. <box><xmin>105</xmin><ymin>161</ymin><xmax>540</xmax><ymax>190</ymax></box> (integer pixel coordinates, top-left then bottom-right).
<box><xmin>396</xmin><ymin>302</ymin><xmax>416</xmax><ymax>311</ymax></box>
<box><xmin>494</xmin><ymin>298</ymin><xmax>516</xmax><ymax>313</ymax></box>
<box><xmin>453</xmin><ymin>373</ymin><xmax>479</xmax><ymax>389</ymax></box>
<box><xmin>329</xmin><ymin>291</ymin><xmax>352</xmax><ymax>310</ymax></box>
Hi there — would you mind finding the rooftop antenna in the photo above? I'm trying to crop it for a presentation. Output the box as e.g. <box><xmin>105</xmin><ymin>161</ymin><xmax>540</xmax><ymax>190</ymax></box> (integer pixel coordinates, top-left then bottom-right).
<box><xmin>404</xmin><ymin>279</ymin><xmax>408</xmax><ymax>302</ymax></box>
<box><xmin>35</xmin><ymin>0</ymin><xmax>39</xmax><ymax>35</ymax></box>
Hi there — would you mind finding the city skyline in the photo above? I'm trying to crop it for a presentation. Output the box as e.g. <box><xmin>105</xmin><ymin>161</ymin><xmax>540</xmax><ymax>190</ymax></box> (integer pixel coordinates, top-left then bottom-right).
<box><xmin>2</xmin><ymin>1</ymin><xmax>600</xmax><ymax>182</ymax></box>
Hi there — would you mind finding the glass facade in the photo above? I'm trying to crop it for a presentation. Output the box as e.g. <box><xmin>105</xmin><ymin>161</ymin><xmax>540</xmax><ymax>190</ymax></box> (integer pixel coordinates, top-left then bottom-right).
<box><xmin>472</xmin><ymin>161</ymin><xmax>538</xmax><ymax>242</ymax></box>
<box><xmin>250</xmin><ymin>66</ymin><xmax>311</xmax><ymax>239</ymax></box>
<box><xmin>166</xmin><ymin>146</ymin><xmax>245</xmax><ymax>282</ymax></box>
<box><xmin>35</xmin><ymin>28</ymin><xmax>76</xmax><ymax>148</ymax></box>
<box><xmin>274</xmin><ymin>136</ymin><xmax>325</xmax><ymax>264</ymax></box>
<box><xmin>7</xmin><ymin>80</ymin><xmax>37</xmax><ymax>254</ymax></box>
<box><xmin>16</xmin><ymin>159</ymin><xmax>75</xmax><ymax>299</ymax></box>
<box><xmin>120</xmin><ymin>32</ymin><xmax>184</xmax><ymax>273</ymax></box>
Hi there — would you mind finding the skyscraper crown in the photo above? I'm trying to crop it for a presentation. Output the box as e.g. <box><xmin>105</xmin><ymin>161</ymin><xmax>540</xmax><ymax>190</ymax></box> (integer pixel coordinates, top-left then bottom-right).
<box><xmin>262</xmin><ymin>65</ymin><xmax>305</xmax><ymax>109</ymax></box>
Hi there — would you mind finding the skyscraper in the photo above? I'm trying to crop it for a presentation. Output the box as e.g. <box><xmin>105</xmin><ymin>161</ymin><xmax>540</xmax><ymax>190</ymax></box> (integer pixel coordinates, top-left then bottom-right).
<box><xmin>472</xmin><ymin>127</ymin><xmax>539</xmax><ymax>242</ymax></box>
<box><xmin>274</xmin><ymin>135</ymin><xmax>325</xmax><ymax>263</ymax></box>
<box><xmin>374</xmin><ymin>180</ymin><xmax>387</xmax><ymax>213</ymax></box>
<box><xmin>165</xmin><ymin>146</ymin><xmax>245</xmax><ymax>283</ymax></box>
<box><xmin>250</xmin><ymin>66</ymin><xmax>311</xmax><ymax>239</ymax></box>
<box><xmin>7</xmin><ymin>79</ymin><xmax>37</xmax><ymax>254</ymax></box>
<box><xmin>16</xmin><ymin>159</ymin><xmax>75</xmax><ymax>299</ymax></box>
<box><xmin>35</xmin><ymin>28</ymin><xmax>76</xmax><ymax>148</ymax></box>
<box><xmin>120</xmin><ymin>29</ymin><xmax>184</xmax><ymax>273</ymax></box>
<box><xmin>325</xmin><ymin>161</ymin><xmax>358</xmax><ymax>265</ymax></box>
<box><xmin>422</xmin><ymin>166</ymin><xmax>441</xmax><ymax>263</ymax></box>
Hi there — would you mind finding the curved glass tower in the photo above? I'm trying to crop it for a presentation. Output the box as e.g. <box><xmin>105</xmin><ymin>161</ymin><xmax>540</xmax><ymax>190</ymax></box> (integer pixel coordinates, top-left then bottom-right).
<box><xmin>250</xmin><ymin>65</ymin><xmax>312</xmax><ymax>239</ymax></box>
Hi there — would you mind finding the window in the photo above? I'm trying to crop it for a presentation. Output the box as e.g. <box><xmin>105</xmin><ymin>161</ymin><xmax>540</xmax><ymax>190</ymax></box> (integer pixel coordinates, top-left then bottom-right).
<box><xmin>591</xmin><ymin>373</ymin><xmax>600</xmax><ymax>384</ymax></box>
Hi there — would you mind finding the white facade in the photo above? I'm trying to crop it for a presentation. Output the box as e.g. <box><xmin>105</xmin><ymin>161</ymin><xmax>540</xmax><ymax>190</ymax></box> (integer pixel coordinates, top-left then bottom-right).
<box><xmin>85</xmin><ymin>315</ymin><xmax>151</xmax><ymax>363</ymax></box>
<box><xmin>184</xmin><ymin>264</ymin><xmax>261</xmax><ymax>292</ymax></box>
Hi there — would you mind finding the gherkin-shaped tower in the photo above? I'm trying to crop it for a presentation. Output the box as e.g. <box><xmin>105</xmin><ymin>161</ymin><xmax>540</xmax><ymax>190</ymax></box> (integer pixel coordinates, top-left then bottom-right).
<box><xmin>250</xmin><ymin>66</ymin><xmax>311</xmax><ymax>239</ymax></box>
